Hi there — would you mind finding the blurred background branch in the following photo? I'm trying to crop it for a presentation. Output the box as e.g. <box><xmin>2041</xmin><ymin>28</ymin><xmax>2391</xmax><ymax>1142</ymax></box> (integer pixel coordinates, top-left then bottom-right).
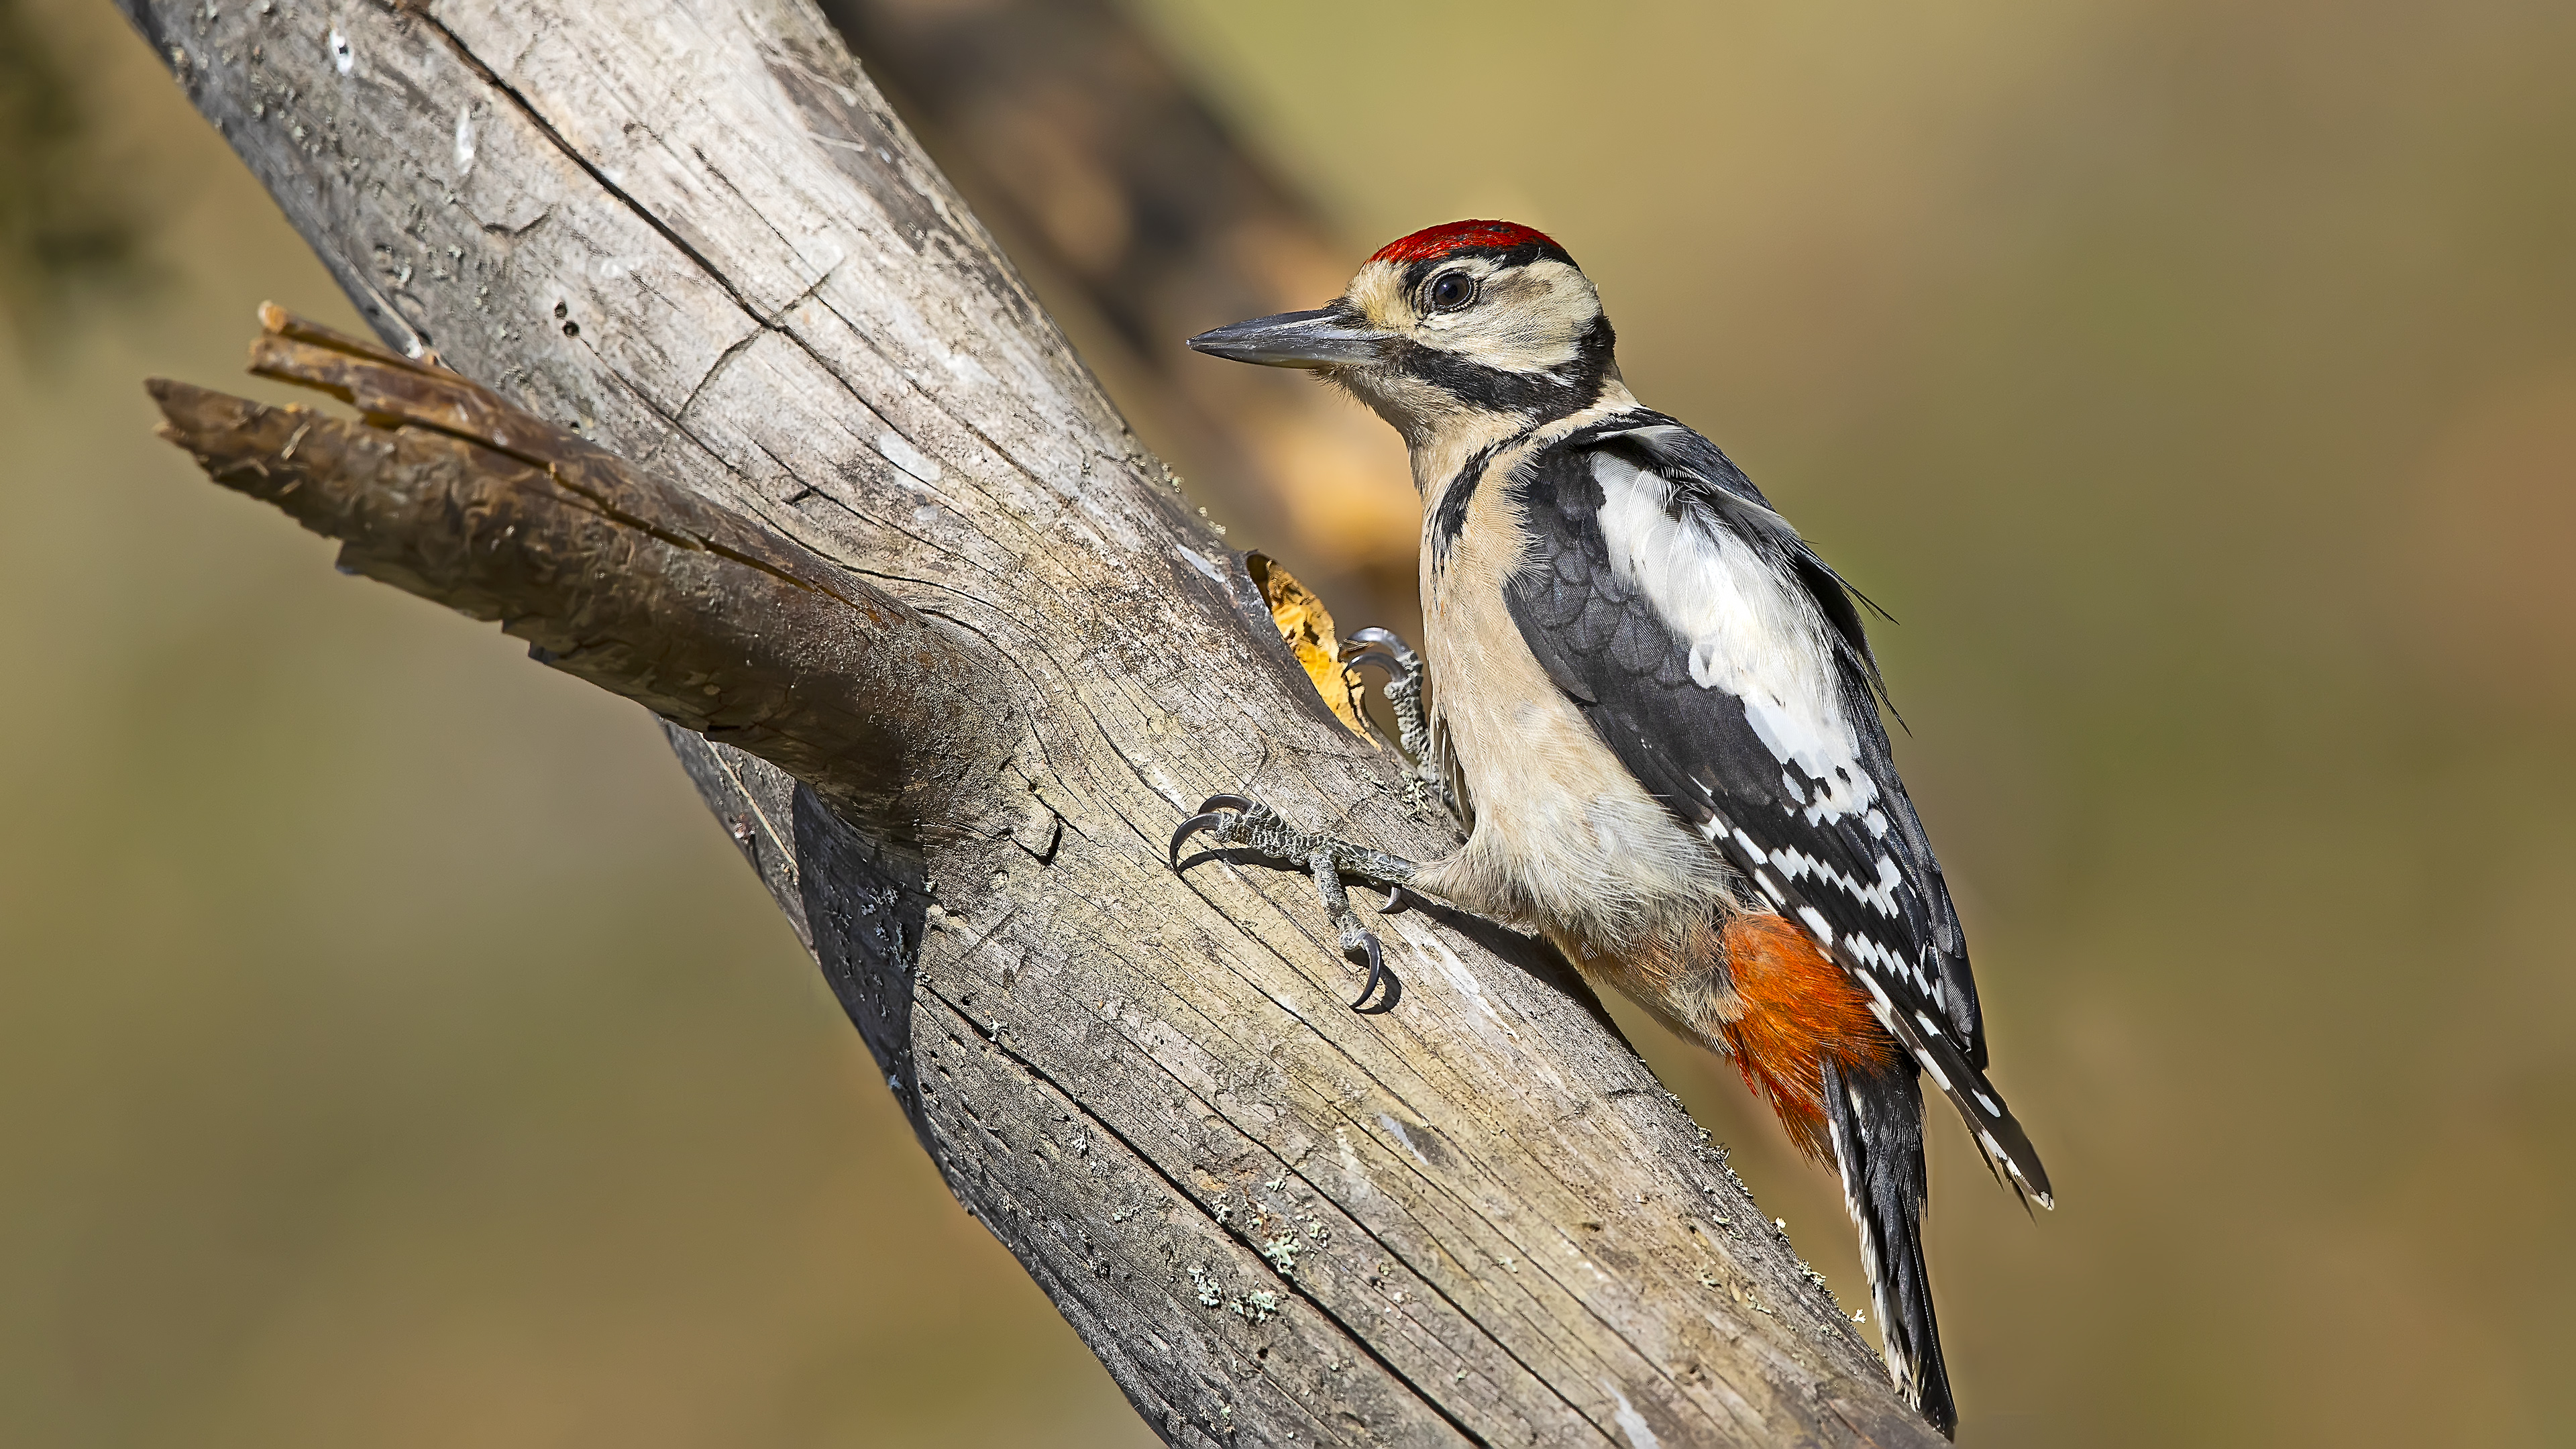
<box><xmin>0</xmin><ymin>0</ymin><xmax>156</xmax><ymax>344</ymax></box>
<box><xmin>823</xmin><ymin>0</ymin><xmax>1417</xmax><ymax>629</ymax></box>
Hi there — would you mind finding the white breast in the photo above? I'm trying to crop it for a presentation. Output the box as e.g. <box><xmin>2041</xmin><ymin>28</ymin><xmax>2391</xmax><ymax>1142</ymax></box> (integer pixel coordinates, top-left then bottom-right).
<box><xmin>1412</xmin><ymin>444</ymin><xmax>1726</xmax><ymax>943</ymax></box>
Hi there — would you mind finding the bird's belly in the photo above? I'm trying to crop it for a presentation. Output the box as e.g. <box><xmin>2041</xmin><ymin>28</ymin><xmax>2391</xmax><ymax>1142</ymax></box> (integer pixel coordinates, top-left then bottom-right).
<box><xmin>1412</xmin><ymin>574</ymin><xmax>1724</xmax><ymax>945</ymax></box>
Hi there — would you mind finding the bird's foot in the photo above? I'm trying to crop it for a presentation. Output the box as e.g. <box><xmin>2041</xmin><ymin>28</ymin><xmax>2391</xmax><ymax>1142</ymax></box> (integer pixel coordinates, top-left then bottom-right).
<box><xmin>1169</xmin><ymin>794</ymin><xmax>1419</xmax><ymax>1012</ymax></box>
<box><xmin>1342</xmin><ymin>627</ymin><xmax>1432</xmax><ymax>760</ymax></box>
<box><xmin>1342</xmin><ymin>628</ymin><xmax>1460</xmax><ymax>822</ymax></box>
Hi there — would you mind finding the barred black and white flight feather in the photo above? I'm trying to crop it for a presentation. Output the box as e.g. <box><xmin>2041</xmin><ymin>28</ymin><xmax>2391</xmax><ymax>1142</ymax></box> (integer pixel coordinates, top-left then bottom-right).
<box><xmin>1825</xmin><ymin>1060</ymin><xmax>1953</xmax><ymax>1429</ymax></box>
<box><xmin>1497</xmin><ymin>412</ymin><xmax>2053</xmax><ymax>1208</ymax></box>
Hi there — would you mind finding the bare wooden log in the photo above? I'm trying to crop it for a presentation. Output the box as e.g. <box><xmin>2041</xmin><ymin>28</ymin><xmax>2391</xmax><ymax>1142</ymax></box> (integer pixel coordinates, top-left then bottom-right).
<box><xmin>121</xmin><ymin>1</ymin><xmax>1945</xmax><ymax>1444</ymax></box>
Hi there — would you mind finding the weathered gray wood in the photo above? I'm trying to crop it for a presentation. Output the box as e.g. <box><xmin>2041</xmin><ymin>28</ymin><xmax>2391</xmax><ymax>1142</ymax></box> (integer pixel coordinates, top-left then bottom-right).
<box><xmin>119</xmin><ymin>1</ymin><xmax>1945</xmax><ymax>1443</ymax></box>
<box><xmin>147</xmin><ymin>308</ymin><xmax>1016</xmax><ymax>836</ymax></box>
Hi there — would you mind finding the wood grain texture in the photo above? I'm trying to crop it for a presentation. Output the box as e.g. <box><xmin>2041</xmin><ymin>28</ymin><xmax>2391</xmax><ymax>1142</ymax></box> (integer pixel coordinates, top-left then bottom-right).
<box><xmin>118</xmin><ymin>1</ymin><xmax>1945</xmax><ymax>1442</ymax></box>
<box><xmin>149</xmin><ymin>308</ymin><xmax>1012</xmax><ymax>834</ymax></box>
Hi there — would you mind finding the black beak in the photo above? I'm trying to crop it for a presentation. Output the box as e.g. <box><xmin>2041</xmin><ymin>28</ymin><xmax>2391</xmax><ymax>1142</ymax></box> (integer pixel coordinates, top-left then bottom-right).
<box><xmin>1186</xmin><ymin>304</ymin><xmax>1392</xmax><ymax>368</ymax></box>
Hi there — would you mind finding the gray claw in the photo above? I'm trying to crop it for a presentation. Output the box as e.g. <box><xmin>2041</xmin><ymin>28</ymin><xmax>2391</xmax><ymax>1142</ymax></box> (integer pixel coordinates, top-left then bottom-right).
<box><xmin>1340</xmin><ymin>633</ymin><xmax>1417</xmax><ymax>756</ymax></box>
<box><xmin>1350</xmin><ymin>928</ymin><xmax>1391</xmax><ymax>1010</ymax></box>
<box><xmin>1169</xmin><ymin>793</ymin><xmax>1255</xmax><ymax>864</ymax></box>
<box><xmin>1340</xmin><ymin>627</ymin><xmax>1415</xmax><ymax>676</ymax></box>
<box><xmin>1338</xmin><ymin>627</ymin><xmax>1438</xmax><ymax>774</ymax></box>
<box><xmin>1350</xmin><ymin>932</ymin><xmax>1393</xmax><ymax>1012</ymax></box>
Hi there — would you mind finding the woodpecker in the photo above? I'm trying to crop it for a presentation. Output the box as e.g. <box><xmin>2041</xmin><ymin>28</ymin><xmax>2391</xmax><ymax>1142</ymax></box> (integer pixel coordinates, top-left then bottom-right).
<box><xmin>1171</xmin><ymin>219</ymin><xmax>2049</xmax><ymax>1437</ymax></box>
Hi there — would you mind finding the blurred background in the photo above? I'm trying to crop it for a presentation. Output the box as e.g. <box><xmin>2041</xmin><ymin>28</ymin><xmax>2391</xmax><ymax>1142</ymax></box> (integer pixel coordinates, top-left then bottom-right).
<box><xmin>5</xmin><ymin>0</ymin><xmax>2573</xmax><ymax>1442</ymax></box>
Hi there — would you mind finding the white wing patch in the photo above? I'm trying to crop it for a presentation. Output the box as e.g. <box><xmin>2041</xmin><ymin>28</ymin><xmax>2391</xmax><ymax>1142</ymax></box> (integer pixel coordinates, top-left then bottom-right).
<box><xmin>1591</xmin><ymin>451</ymin><xmax>1880</xmax><ymax>824</ymax></box>
<box><xmin>1597</xmin><ymin>447</ymin><xmax>1921</xmax><ymax>961</ymax></box>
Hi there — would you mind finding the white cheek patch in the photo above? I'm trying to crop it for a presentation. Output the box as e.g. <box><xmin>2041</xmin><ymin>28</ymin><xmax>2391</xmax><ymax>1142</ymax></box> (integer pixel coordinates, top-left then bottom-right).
<box><xmin>1413</xmin><ymin>260</ymin><xmax>1597</xmax><ymax>376</ymax></box>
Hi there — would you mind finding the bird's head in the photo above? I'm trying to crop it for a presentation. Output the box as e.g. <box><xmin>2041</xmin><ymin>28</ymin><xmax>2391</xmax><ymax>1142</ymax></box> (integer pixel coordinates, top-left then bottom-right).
<box><xmin>1187</xmin><ymin>220</ymin><xmax>1620</xmax><ymax>445</ymax></box>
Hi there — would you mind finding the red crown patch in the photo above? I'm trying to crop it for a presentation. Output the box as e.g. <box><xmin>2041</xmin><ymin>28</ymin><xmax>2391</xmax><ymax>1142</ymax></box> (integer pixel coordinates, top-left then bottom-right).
<box><xmin>1369</xmin><ymin>219</ymin><xmax>1565</xmax><ymax>266</ymax></box>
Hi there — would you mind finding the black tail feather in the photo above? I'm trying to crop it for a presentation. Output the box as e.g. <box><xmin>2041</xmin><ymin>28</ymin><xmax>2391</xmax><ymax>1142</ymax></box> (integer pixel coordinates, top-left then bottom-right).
<box><xmin>1823</xmin><ymin>1059</ymin><xmax>1955</xmax><ymax>1439</ymax></box>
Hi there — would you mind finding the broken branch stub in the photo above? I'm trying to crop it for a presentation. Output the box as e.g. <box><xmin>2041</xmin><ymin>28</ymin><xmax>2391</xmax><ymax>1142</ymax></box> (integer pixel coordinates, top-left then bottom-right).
<box><xmin>148</xmin><ymin>309</ymin><xmax>1010</xmax><ymax>835</ymax></box>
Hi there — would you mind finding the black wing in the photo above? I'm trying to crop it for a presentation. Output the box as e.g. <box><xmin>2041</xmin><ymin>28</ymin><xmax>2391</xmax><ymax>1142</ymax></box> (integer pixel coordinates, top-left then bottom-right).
<box><xmin>1503</xmin><ymin>413</ymin><xmax>2049</xmax><ymax>1205</ymax></box>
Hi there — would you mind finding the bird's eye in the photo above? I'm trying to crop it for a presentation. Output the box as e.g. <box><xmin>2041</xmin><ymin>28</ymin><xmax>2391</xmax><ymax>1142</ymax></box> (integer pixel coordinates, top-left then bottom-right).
<box><xmin>1426</xmin><ymin>271</ymin><xmax>1479</xmax><ymax>312</ymax></box>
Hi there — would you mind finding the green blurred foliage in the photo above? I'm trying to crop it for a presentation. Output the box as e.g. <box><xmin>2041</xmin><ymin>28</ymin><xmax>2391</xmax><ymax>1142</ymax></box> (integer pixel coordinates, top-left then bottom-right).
<box><xmin>3</xmin><ymin>0</ymin><xmax>2572</xmax><ymax>1444</ymax></box>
